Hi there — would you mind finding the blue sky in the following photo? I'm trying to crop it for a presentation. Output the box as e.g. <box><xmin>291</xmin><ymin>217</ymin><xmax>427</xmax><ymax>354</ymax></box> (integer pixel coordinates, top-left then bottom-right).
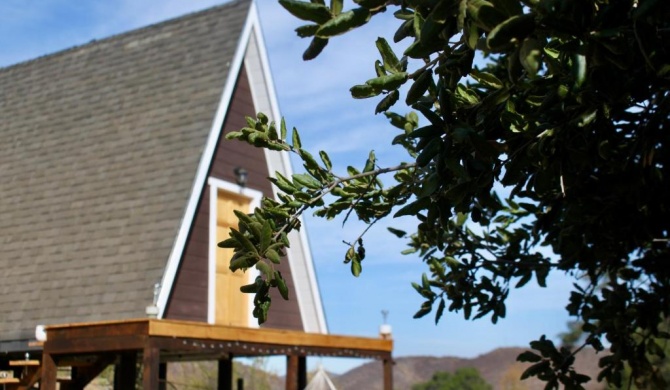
<box><xmin>0</xmin><ymin>0</ymin><xmax>575</xmax><ymax>374</ymax></box>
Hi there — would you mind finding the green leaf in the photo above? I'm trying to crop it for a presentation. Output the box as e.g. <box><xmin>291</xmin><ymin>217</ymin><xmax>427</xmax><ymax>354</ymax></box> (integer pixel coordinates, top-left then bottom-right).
<box><xmin>419</xmin><ymin>14</ymin><xmax>445</xmax><ymax>48</ymax></box>
<box><xmin>416</xmin><ymin>137</ymin><xmax>442</xmax><ymax>167</ymax></box>
<box><xmin>387</xmin><ymin>227</ymin><xmax>406</xmax><ymax>238</ymax></box>
<box><xmin>394</xmin><ymin>19</ymin><xmax>414</xmax><ymax>43</ymax></box>
<box><xmin>316</xmin><ymin>8</ymin><xmax>371</xmax><ymax>38</ymax></box>
<box><xmin>467</xmin><ymin>0</ymin><xmax>506</xmax><ymax>31</ymax></box>
<box><xmin>515</xmin><ymin>271</ymin><xmax>532</xmax><ymax>288</ymax></box>
<box><xmin>230</xmin><ymin>229</ymin><xmax>257</xmax><ymax>255</ymax></box>
<box><xmin>535</xmin><ymin>267</ymin><xmax>548</xmax><ymax>287</ymax></box>
<box><xmin>330</xmin><ymin>0</ymin><xmax>343</xmax><ymax>15</ymax></box>
<box><xmin>265</xmin><ymin>248</ymin><xmax>281</xmax><ymax>264</ymax></box>
<box><xmin>351</xmin><ymin>258</ymin><xmax>362</xmax><ymax>277</ymax></box>
<box><xmin>279</xmin><ymin>0</ymin><xmax>333</xmax><ymax>24</ymax></box>
<box><xmin>280</xmin><ymin>118</ymin><xmax>288</xmax><ymax>141</ymax></box>
<box><xmin>217</xmin><ymin>237</ymin><xmax>239</xmax><ymax>249</ymax></box>
<box><xmin>293</xmin><ymin>173</ymin><xmax>321</xmax><ymax>189</ymax></box>
<box><xmin>517</xmin><ymin>351</ymin><xmax>543</xmax><ymax>363</ymax></box>
<box><xmin>486</xmin><ymin>13</ymin><xmax>535</xmax><ymax>51</ymax></box>
<box><xmin>520</xmin><ymin>361</ymin><xmax>550</xmax><ymax>380</ymax></box>
<box><xmin>376</xmin><ymin>37</ymin><xmax>400</xmax><ymax>73</ymax></box>
<box><xmin>376</xmin><ymin>90</ymin><xmax>400</xmax><ymax>113</ymax></box>
<box><xmin>406</xmin><ymin>68</ymin><xmax>433</xmax><ymax>105</ymax></box>
<box><xmin>256</xmin><ymin>260</ymin><xmax>273</xmax><ymax>280</ymax></box>
<box><xmin>647</xmin><ymin>339</ymin><xmax>666</xmax><ymax>358</ymax></box>
<box><xmin>395</xmin><ymin>197</ymin><xmax>431</xmax><ymax>217</ymax></box>
<box><xmin>364</xmin><ymin>150</ymin><xmax>376</xmax><ymax>172</ymax></box>
<box><xmin>276</xmin><ymin>272</ymin><xmax>290</xmax><ymax>300</ymax></box>
<box><xmin>491</xmin><ymin>0</ymin><xmax>523</xmax><ymax>16</ymax></box>
<box><xmin>413</xmin><ymin>301</ymin><xmax>432</xmax><ymax>319</ymax></box>
<box><xmin>240</xmin><ymin>281</ymin><xmax>260</xmax><ymax>293</ymax></box>
<box><xmin>366</xmin><ymin>72</ymin><xmax>409</xmax><ymax>91</ymax></box>
<box><xmin>354</xmin><ymin>0</ymin><xmax>387</xmax><ymax>8</ymax></box>
<box><xmin>303</xmin><ymin>37</ymin><xmax>329</xmax><ymax>60</ymax></box>
<box><xmin>295</xmin><ymin>24</ymin><xmax>320</xmax><ymax>38</ymax></box>
<box><xmin>319</xmin><ymin>150</ymin><xmax>332</xmax><ymax>170</ymax></box>
<box><xmin>632</xmin><ymin>0</ymin><xmax>661</xmax><ymax>19</ymax></box>
<box><xmin>230</xmin><ymin>253</ymin><xmax>257</xmax><ymax>271</ymax></box>
<box><xmin>435</xmin><ymin>298</ymin><xmax>446</xmax><ymax>324</ymax></box>
<box><xmin>470</xmin><ymin>70</ymin><xmax>503</xmax><ymax>89</ymax></box>
<box><xmin>519</xmin><ymin>37</ymin><xmax>542</xmax><ymax>77</ymax></box>
<box><xmin>403</xmin><ymin>40</ymin><xmax>435</xmax><ymax>59</ymax></box>
<box><xmin>260</xmin><ymin>221</ymin><xmax>272</xmax><ymax>252</ymax></box>
<box><xmin>292</xmin><ymin>127</ymin><xmax>302</xmax><ymax>149</ymax></box>
<box><xmin>464</xmin><ymin>20</ymin><xmax>480</xmax><ymax>50</ymax></box>
<box><xmin>572</xmin><ymin>53</ymin><xmax>587</xmax><ymax>88</ymax></box>
<box><xmin>413</xmin><ymin>10</ymin><xmax>424</xmax><ymax>38</ymax></box>
<box><xmin>271</xmin><ymin>173</ymin><xmax>298</xmax><ymax>194</ymax></box>
<box><xmin>350</xmin><ymin>84</ymin><xmax>380</xmax><ymax>98</ymax></box>
<box><xmin>225</xmin><ymin>131</ymin><xmax>244</xmax><ymax>140</ymax></box>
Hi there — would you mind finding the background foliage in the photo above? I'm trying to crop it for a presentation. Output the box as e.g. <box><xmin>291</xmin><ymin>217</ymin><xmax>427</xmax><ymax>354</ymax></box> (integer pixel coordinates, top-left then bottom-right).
<box><xmin>225</xmin><ymin>0</ymin><xmax>670</xmax><ymax>388</ymax></box>
<box><xmin>412</xmin><ymin>367</ymin><xmax>492</xmax><ymax>390</ymax></box>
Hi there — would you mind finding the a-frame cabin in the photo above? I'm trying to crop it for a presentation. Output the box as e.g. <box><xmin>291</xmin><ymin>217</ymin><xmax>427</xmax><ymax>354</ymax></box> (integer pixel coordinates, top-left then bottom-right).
<box><xmin>0</xmin><ymin>1</ymin><xmax>392</xmax><ymax>389</ymax></box>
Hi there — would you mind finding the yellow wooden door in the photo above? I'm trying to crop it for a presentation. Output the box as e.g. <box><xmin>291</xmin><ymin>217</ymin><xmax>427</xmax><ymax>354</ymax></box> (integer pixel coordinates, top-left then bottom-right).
<box><xmin>215</xmin><ymin>191</ymin><xmax>251</xmax><ymax>327</ymax></box>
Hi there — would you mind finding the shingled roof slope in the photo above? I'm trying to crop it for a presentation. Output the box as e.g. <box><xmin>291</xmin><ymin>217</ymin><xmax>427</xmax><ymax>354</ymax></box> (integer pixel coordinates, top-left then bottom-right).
<box><xmin>0</xmin><ymin>0</ymin><xmax>251</xmax><ymax>343</ymax></box>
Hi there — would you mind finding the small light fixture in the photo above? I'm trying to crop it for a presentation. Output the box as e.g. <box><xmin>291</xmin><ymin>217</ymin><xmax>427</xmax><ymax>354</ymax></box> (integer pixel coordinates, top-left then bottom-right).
<box><xmin>146</xmin><ymin>283</ymin><xmax>160</xmax><ymax>319</ymax></box>
<box><xmin>35</xmin><ymin>325</ymin><xmax>46</xmax><ymax>342</ymax></box>
<box><xmin>380</xmin><ymin>310</ymin><xmax>392</xmax><ymax>340</ymax></box>
<box><xmin>234</xmin><ymin>167</ymin><xmax>248</xmax><ymax>187</ymax></box>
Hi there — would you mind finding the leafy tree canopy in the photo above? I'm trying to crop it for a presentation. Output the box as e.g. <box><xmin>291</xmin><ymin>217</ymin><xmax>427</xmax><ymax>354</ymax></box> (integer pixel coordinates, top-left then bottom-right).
<box><xmin>412</xmin><ymin>367</ymin><xmax>492</xmax><ymax>390</ymax></box>
<box><xmin>223</xmin><ymin>0</ymin><xmax>670</xmax><ymax>388</ymax></box>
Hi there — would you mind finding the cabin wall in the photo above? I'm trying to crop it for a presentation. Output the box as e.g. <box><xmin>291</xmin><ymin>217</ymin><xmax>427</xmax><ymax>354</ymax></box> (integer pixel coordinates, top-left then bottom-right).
<box><xmin>165</xmin><ymin>67</ymin><xmax>303</xmax><ymax>330</ymax></box>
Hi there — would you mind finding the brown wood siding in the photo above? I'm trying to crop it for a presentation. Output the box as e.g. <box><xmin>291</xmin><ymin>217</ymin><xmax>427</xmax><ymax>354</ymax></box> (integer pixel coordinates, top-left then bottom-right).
<box><xmin>165</xmin><ymin>66</ymin><xmax>303</xmax><ymax>331</ymax></box>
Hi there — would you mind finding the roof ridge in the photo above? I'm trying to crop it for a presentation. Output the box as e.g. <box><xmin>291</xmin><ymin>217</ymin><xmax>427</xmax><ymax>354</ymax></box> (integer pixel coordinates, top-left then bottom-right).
<box><xmin>0</xmin><ymin>0</ymin><xmax>251</xmax><ymax>73</ymax></box>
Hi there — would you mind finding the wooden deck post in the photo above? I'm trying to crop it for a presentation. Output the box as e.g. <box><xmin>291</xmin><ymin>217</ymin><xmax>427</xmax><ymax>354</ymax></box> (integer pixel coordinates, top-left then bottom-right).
<box><xmin>115</xmin><ymin>352</ymin><xmax>137</xmax><ymax>390</ymax></box>
<box><xmin>41</xmin><ymin>351</ymin><xmax>58</xmax><ymax>390</ymax></box>
<box><xmin>298</xmin><ymin>356</ymin><xmax>307</xmax><ymax>389</ymax></box>
<box><xmin>142</xmin><ymin>342</ymin><xmax>160</xmax><ymax>390</ymax></box>
<box><xmin>159</xmin><ymin>363</ymin><xmax>167</xmax><ymax>390</ymax></box>
<box><xmin>286</xmin><ymin>355</ymin><xmax>306</xmax><ymax>390</ymax></box>
<box><xmin>218</xmin><ymin>357</ymin><xmax>233</xmax><ymax>390</ymax></box>
<box><xmin>286</xmin><ymin>355</ymin><xmax>297</xmax><ymax>390</ymax></box>
<box><xmin>383</xmin><ymin>356</ymin><xmax>393</xmax><ymax>390</ymax></box>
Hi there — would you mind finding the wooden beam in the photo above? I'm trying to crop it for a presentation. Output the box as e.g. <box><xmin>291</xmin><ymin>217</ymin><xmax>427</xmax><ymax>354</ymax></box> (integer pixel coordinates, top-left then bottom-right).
<box><xmin>159</xmin><ymin>363</ymin><xmax>167</xmax><ymax>390</ymax></box>
<box><xmin>148</xmin><ymin>320</ymin><xmax>392</xmax><ymax>353</ymax></box>
<box><xmin>286</xmin><ymin>355</ymin><xmax>298</xmax><ymax>390</ymax></box>
<box><xmin>142</xmin><ymin>343</ymin><xmax>160</xmax><ymax>390</ymax></box>
<box><xmin>45</xmin><ymin>319</ymin><xmax>392</xmax><ymax>357</ymax></box>
<box><xmin>41</xmin><ymin>352</ymin><xmax>57</xmax><ymax>390</ymax></box>
<box><xmin>9</xmin><ymin>360</ymin><xmax>40</xmax><ymax>367</ymax></box>
<box><xmin>298</xmin><ymin>356</ymin><xmax>307</xmax><ymax>389</ymax></box>
<box><xmin>383</xmin><ymin>357</ymin><xmax>393</xmax><ymax>390</ymax></box>
<box><xmin>151</xmin><ymin>335</ymin><xmax>387</xmax><ymax>360</ymax></box>
<box><xmin>45</xmin><ymin>335</ymin><xmax>147</xmax><ymax>354</ymax></box>
<box><xmin>217</xmin><ymin>357</ymin><xmax>233</xmax><ymax>390</ymax></box>
<box><xmin>114</xmin><ymin>352</ymin><xmax>137</xmax><ymax>390</ymax></box>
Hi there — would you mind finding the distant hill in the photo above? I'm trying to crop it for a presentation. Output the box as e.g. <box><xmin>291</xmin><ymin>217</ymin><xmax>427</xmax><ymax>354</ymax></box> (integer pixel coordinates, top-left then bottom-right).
<box><xmin>331</xmin><ymin>347</ymin><xmax>606</xmax><ymax>390</ymax></box>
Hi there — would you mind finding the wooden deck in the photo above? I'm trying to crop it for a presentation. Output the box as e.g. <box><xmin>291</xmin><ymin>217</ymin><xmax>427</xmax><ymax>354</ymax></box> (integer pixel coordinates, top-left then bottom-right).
<box><xmin>37</xmin><ymin>319</ymin><xmax>393</xmax><ymax>390</ymax></box>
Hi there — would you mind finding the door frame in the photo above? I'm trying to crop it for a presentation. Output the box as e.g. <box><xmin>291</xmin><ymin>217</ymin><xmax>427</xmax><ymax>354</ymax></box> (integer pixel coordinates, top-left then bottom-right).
<box><xmin>207</xmin><ymin>177</ymin><xmax>263</xmax><ymax>326</ymax></box>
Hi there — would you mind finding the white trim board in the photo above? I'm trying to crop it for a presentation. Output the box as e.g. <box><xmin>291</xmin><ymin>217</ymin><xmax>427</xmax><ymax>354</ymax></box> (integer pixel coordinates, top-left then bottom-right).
<box><xmin>244</xmin><ymin>3</ymin><xmax>327</xmax><ymax>333</ymax></box>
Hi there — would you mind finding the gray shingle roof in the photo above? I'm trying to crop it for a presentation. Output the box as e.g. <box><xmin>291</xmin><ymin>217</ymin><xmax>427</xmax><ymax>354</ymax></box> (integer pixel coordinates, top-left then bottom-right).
<box><xmin>0</xmin><ymin>0</ymin><xmax>251</xmax><ymax>344</ymax></box>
